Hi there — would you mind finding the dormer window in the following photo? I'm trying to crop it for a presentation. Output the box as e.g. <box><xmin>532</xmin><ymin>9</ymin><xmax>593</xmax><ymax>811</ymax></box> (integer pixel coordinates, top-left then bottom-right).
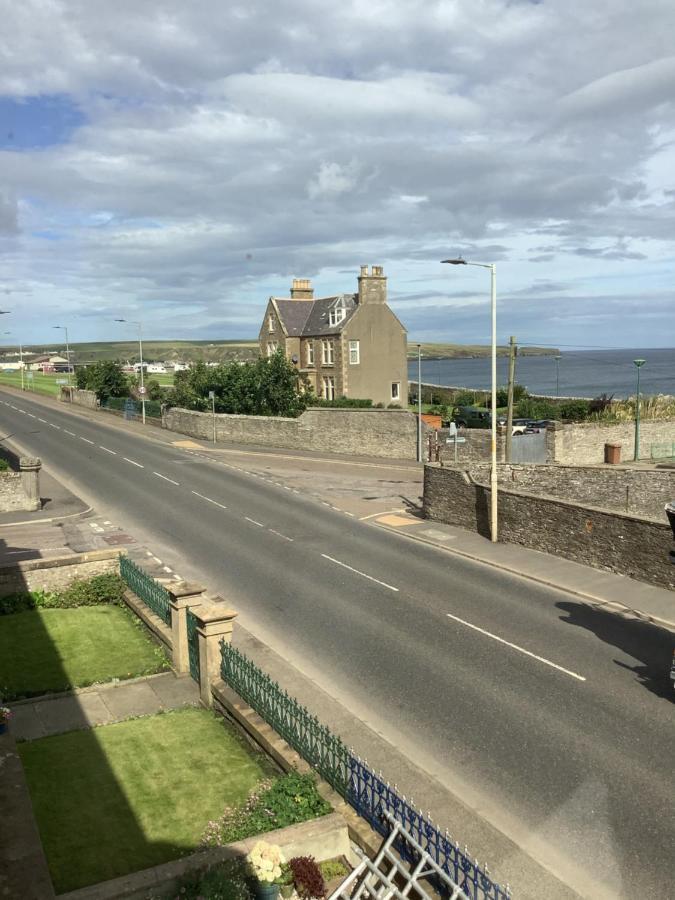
<box><xmin>268</xmin><ymin>313</ymin><xmax>275</xmax><ymax>333</ymax></box>
<box><xmin>329</xmin><ymin>306</ymin><xmax>345</xmax><ymax>326</ymax></box>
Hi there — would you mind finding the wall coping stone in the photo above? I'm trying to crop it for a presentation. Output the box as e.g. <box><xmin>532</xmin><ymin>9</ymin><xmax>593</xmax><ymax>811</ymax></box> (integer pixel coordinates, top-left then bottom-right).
<box><xmin>0</xmin><ymin>548</ymin><xmax>122</xmax><ymax>578</ymax></box>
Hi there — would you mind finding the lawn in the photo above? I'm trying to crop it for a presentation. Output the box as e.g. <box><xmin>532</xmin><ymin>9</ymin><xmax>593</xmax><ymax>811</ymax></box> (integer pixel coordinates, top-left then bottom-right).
<box><xmin>19</xmin><ymin>708</ymin><xmax>272</xmax><ymax>892</ymax></box>
<box><xmin>0</xmin><ymin>605</ymin><xmax>169</xmax><ymax>699</ymax></box>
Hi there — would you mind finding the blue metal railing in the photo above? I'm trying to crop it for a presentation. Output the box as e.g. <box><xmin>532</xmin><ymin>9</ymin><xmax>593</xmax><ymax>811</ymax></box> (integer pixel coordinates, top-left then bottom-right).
<box><xmin>120</xmin><ymin>556</ymin><xmax>171</xmax><ymax>626</ymax></box>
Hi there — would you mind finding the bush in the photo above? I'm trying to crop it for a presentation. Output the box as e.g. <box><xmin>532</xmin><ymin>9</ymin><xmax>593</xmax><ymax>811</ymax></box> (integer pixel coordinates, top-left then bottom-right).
<box><xmin>289</xmin><ymin>857</ymin><xmax>326</xmax><ymax>900</ymax></box>
<box><xmin>202</xmin><ymin>772</ymin><xmax>331</xmax><ymax>847</ymax></box>
<box><xmin>174</xmin><ymin>858</ymin><xmax>252</xmax><ymax>900</ymax></box>
<box><xmin>589</xmin><ymin>393</ymin><xmax>614</xmax><ymax>415</ymax></box>
<box><xmin>319</xmin><ymin>860</ymin><xmax>349</xmax><ymax>882</ymax></box>
<box><xmin>0</xmin><ymin>458</ymin><xmax>9</xmax><ymax>472</ymax></box>
<box><xmin>0</xmin><ymin>574</ymin><xmax>126</xmax><ymax>615</ymax></box>
<box><xmin>452</xmin><ymin>391</ymin><xmax>476</xmax><ymax>406</ymax></box>
<box><xmin>515</xmin><ymin>398</ymin><xmax>557</xmax><ymax>420</ymax></box>
<box><xmin>312</xmin><ymin>397</ymin><xmax>373</xmax><ymax>408</ymax></box>
<box><xmin>559</xmin><ymin>399</ymin><xmax>591</xmax><ymax>421</ymax></box>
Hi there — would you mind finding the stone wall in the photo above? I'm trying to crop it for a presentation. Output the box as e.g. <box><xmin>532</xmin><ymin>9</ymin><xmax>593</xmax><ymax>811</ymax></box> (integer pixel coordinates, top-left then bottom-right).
<box><xmin>465</xmin><ymin>462</ymin><xmax>675</xmax><ymax>520</ymax></box>
<box><xmin>423</xmin><ymin>464</ymin><xmax>674</xmax><ymax>590</ymax></box>
<box><xmin>163</xmin><ymin>406</ymin><xmax>423</xmax><ymax>459</ymax></box>
<box><xmin>60</xmin><ymin>386</ymin><xmax>98</xmax><ymax>409</ymax></box>
<box><xmin>0</xmin><ymin>549</ymin><xmax>121</xmax><ymax>597</ymax></box>
<box><xmin>551</xmin><ymin>419</ymin><xmax>675</xmax><ymax>464</ymax></box>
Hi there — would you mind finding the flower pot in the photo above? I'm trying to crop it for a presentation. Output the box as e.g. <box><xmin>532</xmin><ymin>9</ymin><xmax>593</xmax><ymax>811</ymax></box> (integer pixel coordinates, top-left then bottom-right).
<box><xmin>280</xmin><ymin>884</ymin><xmax>294</xmax><ymax>899</ymax></box>
<box><xmin>255</xmin><ymin>883</ymin><xmax>280</xmax><ymax>900</ymax></box>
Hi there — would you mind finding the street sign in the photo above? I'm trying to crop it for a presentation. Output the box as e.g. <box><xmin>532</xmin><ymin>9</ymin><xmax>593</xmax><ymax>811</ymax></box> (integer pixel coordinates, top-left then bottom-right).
<box><xmin>446</xmin><ymin>437</ymin><xmax>466</xmax><ymax>444</ymax></box>
<box><xmin>56</xmin><ymin>378</ymin><xmax>68</xmax><ymax>385</ymax></box>
<box><xmin>26</xmin><ymin>372</ymin><xmax>34</xmax><ymax>379</ymax></box>
<box><xmin>208</xmin><ymin>391</ymin><xmax>215</xmax><ymax>400</ymax></box>
<box><xmin>138</xmin><ymin>386</ymin><xmax>147</xmax><ymax>395</ymax></box>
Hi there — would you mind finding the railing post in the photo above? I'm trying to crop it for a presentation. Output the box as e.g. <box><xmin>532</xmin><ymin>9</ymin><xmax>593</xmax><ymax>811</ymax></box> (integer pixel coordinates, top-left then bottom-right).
<box><xmin>167</xmin><ymin>582</ymin><xmax>206</xmax><ymax>673</ymax></box>
<box><xmin>194</xmin><ymin>598</ymin><xmax>238</xmax><ymax>706</ymax></box>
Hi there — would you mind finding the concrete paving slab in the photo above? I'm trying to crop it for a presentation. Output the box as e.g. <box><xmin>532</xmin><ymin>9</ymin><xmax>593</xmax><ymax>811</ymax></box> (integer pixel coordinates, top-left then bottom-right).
<box><xmin>148</xmin><ymin>672</ymin><xmax>200</xmax><ymax>708</ymax></box>
<box><xmin>32</xmin><ymin>693</ymin><xmax>109</xmax><ymax>736</ymax></box>
<box><xmin>100</xmin><ymin>681</ymin><xmax>163</xmax><ymax>719</ymax></box>
<box><xmin>9</xmin><ymin>703</ymin><xmax>46</xmax><ymax>741</ymax></box>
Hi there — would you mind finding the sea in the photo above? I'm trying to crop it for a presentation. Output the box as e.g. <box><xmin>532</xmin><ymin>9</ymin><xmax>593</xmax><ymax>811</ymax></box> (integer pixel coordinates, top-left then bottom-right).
<box><xmin>407</xmin><ymin>348</ymin><xmax>675</xmax><ymax>399</ymax></box>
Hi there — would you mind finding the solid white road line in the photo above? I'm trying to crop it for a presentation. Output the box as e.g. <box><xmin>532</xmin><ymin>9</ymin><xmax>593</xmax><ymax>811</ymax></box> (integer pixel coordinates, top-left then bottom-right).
<box><xmin>360</xmin><ymin>508</ymin><xmax>406</xmax><ymax>521</ymax></box>
<box><xmin>191</xmin><ymin>490</ymin><xmax>228</xmax><ymax>510</ymax></box>
<box><xmin>269</xmin><ymin>529</ymin><xmax>294</xmax><ymax>542</ymax></box>
<box><xmin>100</xmin><ymin>446</ymin><xmax>116</xmax><ymax>454</ymax></box>
<box><xmin>80</xmin><ymin>437</ymin><xmax>94</xmax><ymax>444</ymax></box>
<box><xmin>245</xmin><ymin>516</ymin><xmax>264</xmax><ymax>527</ymax></box>
<box><xmin>445</xmin><ymin>612</ymin><xmax>587</xmax><ymax>682</ymax></box>
<box><xmin>154</xmin><ymin>472</ymin><xmax>180</xmax><ymax>485</ymax></box>
<box><xmin>321</xmin><ymin>553</ymin><xmax>399</xmax><ymax>593</ymax></box>
<box><xmin>123</xmin><ymin>457</ymin><xmax>144</xmax><ymax>468</ymax></box>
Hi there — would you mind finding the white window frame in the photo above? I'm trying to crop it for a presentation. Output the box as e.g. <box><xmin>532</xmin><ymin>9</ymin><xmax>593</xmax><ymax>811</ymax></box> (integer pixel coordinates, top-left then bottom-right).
<box><xmin>349</xmin><ymin>340</ymin><xmax>360</xmax><ymax>365</ymax></box>
<box><xmin>391</xmin><ymin>381</ymin><xmax>400</xmax><ymax>400</ymax></box>
<box><xmin>306</xmin><ymin>342</ymin><xmax>314</xmax><ymax>366</ymax></box>
<box><xmin>329</xmin><ymin>307</ymin><xmax>345</xmax><ymax>326</ymax></box>
<box><xmin>322</xmin><ymin>375</ymin><xmax>336</xmax><ymax>401</ymax></box>
<box><xmin>268</xmin><ymin>313</ymin><xmax>275</xmax><ymax>333</ymax></box>
<box><xmin>322</xmin><ymin>340</ymin><xmax>334</xmax><ymax>365</ymax></box>
<box><xmin>267</xmin><ymin>341</ymin><xmax>278</xmax><ymax>357</ymax></box>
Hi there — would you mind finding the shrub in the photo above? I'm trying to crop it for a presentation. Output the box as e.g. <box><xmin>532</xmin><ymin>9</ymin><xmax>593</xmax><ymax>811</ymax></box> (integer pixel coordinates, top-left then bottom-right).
<box><xmin>387</xmin><ymin>403</ymin><xmax>402</xmax><ymax>409</ymax></box>
<box><xmin>589</xmin><ymin>393</ymin><xmax>614</xmax><ymax>415</ymax></box>
<box><xmin>319</xmin><ymin>860</ymin><xmax>349</xmax><ymax>882</ymax></box>
<box><xmin>452</xmin><ymin>391</ymin><xmax>476</xmax><ymax>406</ymax></box>
<box><xmin>559</xmin><ymin>399</ymin><xmax>591</xmax><ymax>421</ymax></box>
<box><xmin>515</xmin><ymin>398</ymin><xmax>557</xmax><ymax>420</ymax></box>
<box><xmin>173</xmin><ymin>858</ymin><xmax>252</xmax><ymax>900</ymax></box>
<box><xmin>202</xmin><ymin>772</ymin><xmax>331</xmax><ymax>847</ymax></box>
<box><xmin>0</xmin><ymin>458</ymin><xmax>9</xmax><ymax>472</ymax></box>
<box><xmin>312</xmin><ymin>397</ymin><xmax>372</xmax><ymax>408</ymax></box>
<box><xmin>289</xmin><ymin>856</ymin><xmax>326</xmax><ymax>900</ymax></box>
<box><xmin>0</xmin><ymin>574</ymin><xmax>126</xmax><ymax>615</ymax></box>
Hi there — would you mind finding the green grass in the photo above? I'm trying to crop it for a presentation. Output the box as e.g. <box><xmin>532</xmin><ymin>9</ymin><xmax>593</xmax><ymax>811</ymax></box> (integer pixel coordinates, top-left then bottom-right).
<box><xmin>19</xmin><ymin>708</ymin><xmax>272</xmax><ymax>892</ymax></box>
<box><xmin>0</xmin><ymin>371</ymin><xmax>64</xmax><ymax>396</ymax></box>
<box><xmin>0</xmin><ymin>606</ymin><xmax>169</xmax><ymax>699</ymax></box>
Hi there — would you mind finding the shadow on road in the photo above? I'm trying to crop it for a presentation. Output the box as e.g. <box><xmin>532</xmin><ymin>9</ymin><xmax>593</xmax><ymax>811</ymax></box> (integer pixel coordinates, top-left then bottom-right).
<box><xmin>556</xmin><ymin>599</ymin><xmax>674</xmax><ymax>701</ymax></box>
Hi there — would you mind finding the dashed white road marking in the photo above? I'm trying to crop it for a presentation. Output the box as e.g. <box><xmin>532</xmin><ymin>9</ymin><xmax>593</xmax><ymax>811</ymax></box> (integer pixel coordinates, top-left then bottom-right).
<box><xmin>269</xmin><ymin>529</ymin><xmax>294</xmax><ymax>542</ymax></box>
<box><xmin>245</xmin><ymin>516</ymin><xmax>264</xmax><ymax>527</ymax></box>
<box><xmin>123</xmin><ymin>457</ymin><xmax>144</xmax><ymax>468</ymax></box>
<box><xmin>64</xmin><ymin>429</ymin><xmax>76</xmax><ymax>436</ymax></box>
<box><xmin>37</xmin><ymin>417</ymin><xmax>47</xmax><ymax>423</ymax></box>
<box><xmin>100</xmin><ymin>446</ymin><xmax>116</xmax><ymax>455</ymax></box>
<box><xmin>27</xmin><ymin>413</ymin><xmax>36</xmax><ymax>418</ymax></box>
<box><xmin>445</xmin><ymin>612</ymin><xmax>587</xmax><ymax>682</ymax></box>
<box><xmin>49</xmin><ymin>423</ymin><xmax>60</xmax><ymax>429</ymax></box>
<box><xmin>163</xmin><ymin>566</ymin><xmax>172</xmax><ymax>573</ymax></box>
<box><xmin>154</xmin><ymin>471</ymin><xmax>179</xmax><ymax>485</ymax></box>
<box><xmin>320</xmin><ymin>553</ymin><xmax>399</xmax><ymax>593</ymax></box>
<box><xmin>190</xmin><ymin>490</ymin><xmax>227</xmax><ymax>510</ymax></box>
<box><xmin>80</xmin><ymin>437</ymin><xmax>94</xmax><ymax>445</ymax></box>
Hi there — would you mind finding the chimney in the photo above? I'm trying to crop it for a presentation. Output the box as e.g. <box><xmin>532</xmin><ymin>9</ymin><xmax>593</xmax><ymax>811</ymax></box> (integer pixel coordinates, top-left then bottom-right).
<box><xmin>357</xmin><ymin>265</ymin><xmax>387</xmax><ymax>305</ymax></box>
<box><xmin>290</xmin><ymin>278</ymin><xmax>314</xmax><ymax>300</ymax></box>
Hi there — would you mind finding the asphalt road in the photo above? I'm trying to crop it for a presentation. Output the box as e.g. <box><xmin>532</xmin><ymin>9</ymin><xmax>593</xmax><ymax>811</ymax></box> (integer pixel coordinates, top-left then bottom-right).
<box><xmin>1</xmin><ymin>390</ymin><xmax>674</xmax><ymax>900</ymax></box>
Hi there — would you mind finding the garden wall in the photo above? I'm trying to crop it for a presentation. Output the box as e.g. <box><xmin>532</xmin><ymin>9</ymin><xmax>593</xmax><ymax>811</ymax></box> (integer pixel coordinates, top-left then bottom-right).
<box><xmin>59</xmin><ymin>387</ymin><xmax>98</xmax><ymax>409</ymax></box>
<box><xmin>423</xmin><ymin>464</ymin><xmax>675</xmax><ymax>590</ymax></box>
<box><xmin>163</xmin><ymin>407</ymin><xmax>423</xmax><ymax>460</ymax></box>
<box><xmin>0</xmin><ymin>549</ymin><xmax>121</xmax><ymax>597</ymax></box>
<box><xmin>551</xmin><ymin>419</ymin><xmax>675</xmax><ymax>464</ymax></box>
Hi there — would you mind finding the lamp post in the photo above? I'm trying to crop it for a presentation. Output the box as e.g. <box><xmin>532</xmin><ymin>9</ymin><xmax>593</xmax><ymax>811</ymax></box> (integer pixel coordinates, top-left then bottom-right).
<box><xmin>2</xmin><ymin>332</ymin><xmax>24</xmax><ymax>390</ymax></box>
<box><xmin>115</xmin><ymin>319</ymin><xmax>145</xmax><ymax>424</ymax></box>
<box><xmin>417</xmin><ymin>343</ymin><xmax>422</xmax><ymax>463</ymax></box>
<box><xmin>442</xmin><ymin>258</ymin><xmax>498</xmax><ymax>542</ymax></box>
<box><xmin>52</xmin><ymin>325</ymin><xmax>71</xmax><ymax>385</ymax></box>
<box><xmin>633</xmin><ymin>358</ymin><xmax>646</xmax><ymax>462</ymax></box>
<box><xmin>554</xmin><ymin>355</ymin><xmax>562</xmax><ymax>398</ymax></box>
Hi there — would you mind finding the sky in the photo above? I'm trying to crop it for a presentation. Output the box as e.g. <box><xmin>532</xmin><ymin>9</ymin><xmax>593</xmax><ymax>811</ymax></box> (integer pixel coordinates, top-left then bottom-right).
<box><xmin>0</xmin><ymin>0</ymin><xmax>674</xmax><ymax>350</ymax></box>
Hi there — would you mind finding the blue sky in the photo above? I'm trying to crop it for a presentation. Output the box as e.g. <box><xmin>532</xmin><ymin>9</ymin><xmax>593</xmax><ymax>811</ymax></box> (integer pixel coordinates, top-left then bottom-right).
<box><xmin>1</xmin><ymin>0</ymin><xmax>674</xmax><ymax>349</ymax></box>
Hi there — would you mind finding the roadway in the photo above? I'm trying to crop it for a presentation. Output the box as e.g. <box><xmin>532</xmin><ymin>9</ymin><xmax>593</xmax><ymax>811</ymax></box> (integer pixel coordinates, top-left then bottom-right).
<box><xmin>1</xmin><ymin>389</ymin><xmax>673</xmax><ymax>900</ymax></box>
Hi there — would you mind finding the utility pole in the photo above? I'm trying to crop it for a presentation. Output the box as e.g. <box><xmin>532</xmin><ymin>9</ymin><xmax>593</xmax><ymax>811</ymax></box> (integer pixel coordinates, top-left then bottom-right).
<box><xmin>417</xmin><ymin>344</ymin><xmax>422</xmax><ymax>463</ymax></box>
<box><xmin>505</xmin><ymin>336</ymin><xmax>517</xmax><ymax>463</ymax></box>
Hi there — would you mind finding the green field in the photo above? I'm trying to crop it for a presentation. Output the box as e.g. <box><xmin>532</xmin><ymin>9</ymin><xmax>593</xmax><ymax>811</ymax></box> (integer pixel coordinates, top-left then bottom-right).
<box><xmin>0</xmin><ymin>370</ymin><xmax>65</xmax><ymax>396</ymax></box>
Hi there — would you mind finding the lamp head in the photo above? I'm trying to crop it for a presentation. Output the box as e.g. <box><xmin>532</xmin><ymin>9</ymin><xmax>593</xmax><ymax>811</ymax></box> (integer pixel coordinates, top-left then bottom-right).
<box><xmin>633</xmin><ymin>359</ymin><xmax>646</xmax><ymax>368</ymax></box>
<box><xmin>441</xmin><ymin>258</ymin><xmax>467</xmax><ymax>265</ymax></box>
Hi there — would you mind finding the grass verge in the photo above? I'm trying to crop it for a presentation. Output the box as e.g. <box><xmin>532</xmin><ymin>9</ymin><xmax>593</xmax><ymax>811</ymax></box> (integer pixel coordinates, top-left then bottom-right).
<box><xmin>18</xmin><ymin>708</ymin><xmax>273</xmax><ymax>892</ymax></box>
<box><xmin>0</xmin><ymin>605</ymin><xmax>169</xmax><ymax>699</ymax></box>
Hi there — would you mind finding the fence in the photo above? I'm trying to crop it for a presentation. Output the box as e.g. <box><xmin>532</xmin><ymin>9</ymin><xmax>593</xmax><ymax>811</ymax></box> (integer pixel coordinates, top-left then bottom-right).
<box><xmin>186</xmin><ymin>608</ymin><xmax>201</xmax><ymax>683</ymax></box>
<box><xmin>102</xmin><ymin>396</ymin><xmax>163</xmax><ymax>419</ymax></box>
<box><xmin>220</xmin><ymin>643</ymin><xmax>510</xmax><ymax>900</ymax></box>
<box><xmin>119</xmin><ymin>555</ymin><xmax>171</xmax><ymax>625</ymax></box>
<box><xmin>651</xmin><ymin>442</ymin><xmax>675</xmax><ymax>460</ymax></box>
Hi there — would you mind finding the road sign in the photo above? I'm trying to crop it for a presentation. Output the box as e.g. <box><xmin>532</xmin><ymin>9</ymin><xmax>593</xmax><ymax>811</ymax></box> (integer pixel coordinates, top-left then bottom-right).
<box><xmin>208</xmin><ymin>391</ymin><xmax>215</xmax><ymax>400</ymax></box>
<box><xmin>446</xmin><ymin>437</ymin><xmax>466</xmax><ymax>444</ymax></box>
<box><xmin>138</xmin><ymin>386</ymin><xmax>147</xmax><ymax>395</ymax></box>
<box><xmin>56</xmin><ymin>378</ymin><xmax>69</xmax><ymax>384</ymax></box>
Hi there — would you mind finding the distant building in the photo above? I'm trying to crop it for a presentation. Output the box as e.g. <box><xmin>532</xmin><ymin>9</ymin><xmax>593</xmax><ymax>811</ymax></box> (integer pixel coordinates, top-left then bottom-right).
<box><xmin>28</xmin><ymin>354</ymin><xmax>71</xmax><ymax>372</ymax></box>
<box><xmin>258</xmin><ymin>265</ymin><xmax>408</xmax><ymax>407</ymax></box>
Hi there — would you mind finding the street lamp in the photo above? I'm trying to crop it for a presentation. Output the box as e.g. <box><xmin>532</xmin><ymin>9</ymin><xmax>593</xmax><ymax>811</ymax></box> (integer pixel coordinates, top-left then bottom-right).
<box><xmin>417</xmin><ymin>343</ymin><xmax>422</xmax><ymax>463</ymax></box>
<box><xmin>554</xmin><ymin>355</ymin><xmax>562</xmax><ymax>398</ymax></box>
<box><xmin>633</xmin><ymin>359</ymin><xmax>646</xmax><ymax>462</ymax></box>
<box><xmin>442</xmin><ymin>257</ymin><xmax>499</xmax><ymax>542</ymax></box>
<box><xmin>115</xmin><ymin>319</ymin><xmax>146</xmax><ymax>424</ymax></box>
<box><xmin>52</xmin><ymin>325</ymin><xmax>72</xmax><ymax>385</ymax></box>
<box><xmin>2</xmin><ymin>331</ymin><xmax>24</xmax><ymax>391</ymax></box>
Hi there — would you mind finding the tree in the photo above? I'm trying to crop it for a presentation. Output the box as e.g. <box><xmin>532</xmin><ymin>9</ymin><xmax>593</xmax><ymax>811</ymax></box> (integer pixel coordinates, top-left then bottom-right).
<box><xmin>76</xmin><ymin>361</ymin><xmax>129</xmax><ymax>401</ymax></box>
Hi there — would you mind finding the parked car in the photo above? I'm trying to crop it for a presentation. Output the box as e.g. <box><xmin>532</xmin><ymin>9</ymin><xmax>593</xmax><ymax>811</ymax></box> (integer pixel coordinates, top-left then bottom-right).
<box><xmin>453</xmin><ymin>406</ymin><xmax>492</xmax><ymax>429</ymax></box>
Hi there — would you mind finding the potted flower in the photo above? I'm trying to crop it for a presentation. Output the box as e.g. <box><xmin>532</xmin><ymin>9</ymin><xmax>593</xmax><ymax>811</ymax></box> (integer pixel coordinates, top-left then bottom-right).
<box><xmin>247</xmin><ymin>840</ymin><xmax>286</xmax><ymax>900</ymax></box>
<box><xmin>0</xmin><ymin>707</ymin><xmax>11</xmax><ymax>735</ymax></box>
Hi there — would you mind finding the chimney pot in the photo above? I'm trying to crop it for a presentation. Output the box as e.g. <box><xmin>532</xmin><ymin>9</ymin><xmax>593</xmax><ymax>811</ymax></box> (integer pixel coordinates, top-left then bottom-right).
<box><xmin>360</xmin><ymin>265</ymin><xmax>368</xmax><ymax>276</ymax></box>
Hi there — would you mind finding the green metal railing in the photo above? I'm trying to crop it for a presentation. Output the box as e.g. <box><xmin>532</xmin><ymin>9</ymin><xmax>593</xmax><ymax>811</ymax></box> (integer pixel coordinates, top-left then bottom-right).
<box><xmin>187</xmin><ymin>609</ymin><xmax>200</xmax><ymax>682</ymax></box>
<box><xmin>220</xmin><ymin>643</ymin><xmax>349</xmax><ymax>794</ymax></box>
<box><xmin>120</xmin><ymin>555</ymin><xmax>172</xmax><ymax>625</ymax></box>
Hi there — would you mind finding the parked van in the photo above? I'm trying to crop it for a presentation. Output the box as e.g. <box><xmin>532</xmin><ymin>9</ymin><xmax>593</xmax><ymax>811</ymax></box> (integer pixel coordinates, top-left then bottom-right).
<box><xmin>453</xmin><ymin>406</ymin><xmax>492</xmax><ymax>428</ymax></box>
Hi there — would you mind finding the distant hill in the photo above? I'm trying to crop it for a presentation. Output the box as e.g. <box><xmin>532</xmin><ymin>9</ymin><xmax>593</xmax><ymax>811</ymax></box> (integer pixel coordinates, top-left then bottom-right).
<box><xmin>407</xmin><ymin>343</ymin><xmax>558</xmax><ymax>359</ymax></box>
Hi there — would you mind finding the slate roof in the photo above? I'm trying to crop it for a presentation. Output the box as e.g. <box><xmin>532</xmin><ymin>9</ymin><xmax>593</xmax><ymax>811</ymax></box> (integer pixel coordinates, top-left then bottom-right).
<box><xmin>273</xmin><ymin>293</ymin><xmax>358</xmax><ymax>338</ymax></box>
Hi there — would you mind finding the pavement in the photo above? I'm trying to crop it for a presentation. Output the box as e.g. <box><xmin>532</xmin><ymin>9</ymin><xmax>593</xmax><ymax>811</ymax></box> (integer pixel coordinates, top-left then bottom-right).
<box><xmin>9</xmin><ymin>672</ymin><xmax>200</xmax><ymax>741</ymax></box>
<box><xmin>1</xmin><ymin>385</ymin><xmax>675</xmax><ymax>900</ymax></box>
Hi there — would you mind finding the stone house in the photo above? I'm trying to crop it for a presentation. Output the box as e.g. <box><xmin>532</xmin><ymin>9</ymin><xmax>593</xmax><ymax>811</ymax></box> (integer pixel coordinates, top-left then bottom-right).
<box><xmin>258</xmin><ymin>266</ymin><xmax>408</xmax><ymax>406</ymax></box>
